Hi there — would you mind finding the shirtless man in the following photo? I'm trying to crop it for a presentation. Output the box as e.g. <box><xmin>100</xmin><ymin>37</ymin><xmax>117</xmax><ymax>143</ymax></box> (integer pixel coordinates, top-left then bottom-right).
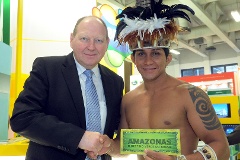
<box><xmin>88</xmin><ymin>47</ymin><xmax>230</xmax><ymax>160</ymax></box>
<box><xmin>106</xmin><ymin>48</ymin><xmax>230</xmax><ymax>160</ymax></box>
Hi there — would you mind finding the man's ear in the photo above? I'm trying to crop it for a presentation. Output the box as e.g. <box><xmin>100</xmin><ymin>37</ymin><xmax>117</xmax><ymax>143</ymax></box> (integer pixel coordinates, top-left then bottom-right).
<box><xmin>70</xmin><ymin>33</ymin><xmax>74</xmax><ymax>48</ymax></box>
<box><xmin>106</xmin><ymin>37</ymin><xmax>110</xmax><ymax>45</ymax></box>
<box><xmin>70</xmin><ymin>33</ymin><xmax>74</xmax><ymax>42</ymax></box>
<box><xmin>166</xmin><ymin>54</ymin><xmax>172</xmax><ymax>65</ymax></box>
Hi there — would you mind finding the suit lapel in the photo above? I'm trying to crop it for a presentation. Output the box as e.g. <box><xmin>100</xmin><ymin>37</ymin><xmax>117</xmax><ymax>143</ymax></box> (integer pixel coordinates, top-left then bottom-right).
<box><xmin>61</xmin><ymin>57</ymin><xmax>117</xmax><ymax>132</ymax></box>
<box><xmin>61</xmin><ymin>53</ymin><xmax>86</xmax><ymax>129</ymax></box>
<box><xmin>99</xmin><ymin>65</ymin><xmax>115</xmax><ymax>134</ymax></box>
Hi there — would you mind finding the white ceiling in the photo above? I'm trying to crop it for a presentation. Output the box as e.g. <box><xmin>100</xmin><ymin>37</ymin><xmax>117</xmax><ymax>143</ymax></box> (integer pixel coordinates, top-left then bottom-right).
<box><xmin>97</xmin><ymin>0</ymin><xmax>240</xmax><ymax>61</ymax></box>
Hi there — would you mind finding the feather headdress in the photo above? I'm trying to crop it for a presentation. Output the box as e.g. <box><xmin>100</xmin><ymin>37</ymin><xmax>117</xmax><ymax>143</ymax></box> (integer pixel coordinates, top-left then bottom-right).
<box><xmin>114</xmin><ymin>0</ymin><xmax>195</xmax><ymax>51</ymax></box>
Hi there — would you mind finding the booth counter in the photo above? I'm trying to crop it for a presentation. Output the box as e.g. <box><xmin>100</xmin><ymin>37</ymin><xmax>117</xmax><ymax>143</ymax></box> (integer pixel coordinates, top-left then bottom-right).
<box><xmin>0</xmin><ymin>137</ymin><xmax>28</xmax><ymax>156</ymax></box>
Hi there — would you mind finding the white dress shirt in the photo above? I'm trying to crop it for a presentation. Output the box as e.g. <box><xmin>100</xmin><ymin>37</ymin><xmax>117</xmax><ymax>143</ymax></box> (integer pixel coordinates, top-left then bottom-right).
<box><xmin>73</xmin><ymin>55</ymin><xmax>107</xmax><ymax>133</ymax></box>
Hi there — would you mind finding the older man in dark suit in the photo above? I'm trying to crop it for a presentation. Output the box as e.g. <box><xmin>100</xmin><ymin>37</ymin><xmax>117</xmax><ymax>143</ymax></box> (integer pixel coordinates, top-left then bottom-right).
<box><xmin>10</xmin><ymin>16</ymin><xmax>124</xmax><ymax>160</ymax></box>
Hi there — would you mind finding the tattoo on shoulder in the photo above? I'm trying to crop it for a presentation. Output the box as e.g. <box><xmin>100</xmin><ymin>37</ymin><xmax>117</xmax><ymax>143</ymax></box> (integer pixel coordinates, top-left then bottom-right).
<box><xmin>188</xmin><ymin>85</ymin><xmax>221</xmax><ymax>130</ymax></box>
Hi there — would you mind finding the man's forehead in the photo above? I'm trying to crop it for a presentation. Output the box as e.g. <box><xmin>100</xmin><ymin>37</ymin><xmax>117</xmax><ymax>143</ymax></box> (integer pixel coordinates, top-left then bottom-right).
<box><xmin>134</xmin><ymin>47</ymin><xmax>167</xmax><ymax>52</ymax></box>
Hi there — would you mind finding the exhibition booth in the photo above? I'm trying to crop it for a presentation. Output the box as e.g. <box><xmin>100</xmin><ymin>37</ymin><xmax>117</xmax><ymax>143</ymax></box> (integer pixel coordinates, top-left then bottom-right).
<box><xmin>179</xmin><ymin>72</ymin><xmax>240</xmax><ymax>159</ymax></box>
<box><xmin>1</xmin><ymin>0</ymin><xmax>240</xmax><ymax>159</ymax></box>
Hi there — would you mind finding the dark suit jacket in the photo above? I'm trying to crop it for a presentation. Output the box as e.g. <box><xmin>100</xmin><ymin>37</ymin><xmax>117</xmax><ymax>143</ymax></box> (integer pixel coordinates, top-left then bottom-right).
<box><xmin>10</xmin><ymin>52</ymin><xmax>124</xmax><ymax>160</ymax></box>
<box><xmin>227</xmin><ymin>125</ymin><xmax>240</xmax><ymax>145</ymax></box>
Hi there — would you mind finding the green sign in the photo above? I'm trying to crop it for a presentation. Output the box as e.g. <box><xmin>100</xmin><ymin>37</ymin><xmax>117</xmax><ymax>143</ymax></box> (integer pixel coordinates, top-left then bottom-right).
<box><xmin>207</xmin><ymin>89</ymin><xmax>232</xmax><ymax>96</ymax></box>
<box><xmin>120</xmin><ymin>129</ymin><xmax>181</xmax><ymax>155</ymax></box>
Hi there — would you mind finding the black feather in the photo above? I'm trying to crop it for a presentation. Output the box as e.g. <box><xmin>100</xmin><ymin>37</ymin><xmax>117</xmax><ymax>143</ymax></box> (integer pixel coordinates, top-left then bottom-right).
<box><xmin>171</xmin><ymin>4</ymin><xmax>195</xmax><ymax>15</ymax></box>
<box><xmin>116</xmin><ymin>6</ymin><xmax>145</xmax><ymax>19</ymax></box>
<box><xmin>139</xmin><ymin>8</ymin><xmax>153</xmax><ymax>20</ymax></box>
<box><xmin>153</xmin><ymin>3</ymin><xmax>194</xmax><ymax>21</ymax></box>
<box><xmin>155</xmin><ymin>4</ymin><xmax>171</xmax><ymax>15</ymax></box>
<box><xmin>150</xmin><ymin>0</ymin><xmax>158</xmax><ymax>12</ymax></box>
<box><xmin>114</xmin><ymin>20</ymin><xmax>127</xmax><ymax>41</ymax></box>
<box><xmin>114</xmin><ymin>0</ymin><xmax>195</xmax><ymax>40</ymax></box>
<box><xmin>166</xmin><ymin>11</ymin><xmax>192</xmax><ymax>22</ymax></box>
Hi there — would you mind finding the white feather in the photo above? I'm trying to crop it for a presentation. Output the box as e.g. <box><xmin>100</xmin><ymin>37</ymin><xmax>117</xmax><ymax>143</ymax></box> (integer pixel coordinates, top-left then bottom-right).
<box><xmin>119</xmin><ymin>14</ymin><xmax>171</xmax><ymax>40</ymax></box>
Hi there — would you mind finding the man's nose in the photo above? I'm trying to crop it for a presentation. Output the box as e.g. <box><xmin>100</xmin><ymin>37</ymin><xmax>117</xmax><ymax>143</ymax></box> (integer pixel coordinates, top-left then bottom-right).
<box><xmin>144</xmin><ymin>55</ymin><xmax>154</xmax><ymax>64</ymax></box>
<box><xmin>87</xmin><ymin>39</ymin><xmax>96</xmax><ymax>50</ymax></box>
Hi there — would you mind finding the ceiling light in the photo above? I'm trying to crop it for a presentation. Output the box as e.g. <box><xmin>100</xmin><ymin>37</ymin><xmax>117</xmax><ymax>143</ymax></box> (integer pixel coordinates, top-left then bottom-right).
<box><xmin>170</xmin><ymin>49</ymin><xmax>180</xmax><ymax>55</ymax></box>
<box><xmin>231</xmin><ymin>10</ymin><xmax>240</xmax><ymax>22</ymax></box>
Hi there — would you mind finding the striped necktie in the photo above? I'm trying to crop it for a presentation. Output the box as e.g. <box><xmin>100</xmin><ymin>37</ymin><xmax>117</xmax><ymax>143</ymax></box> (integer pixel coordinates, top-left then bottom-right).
<box><xmin>84</xmin><ymin>70</ymin><xmax>101</xmax><ymax>160</ymax></box>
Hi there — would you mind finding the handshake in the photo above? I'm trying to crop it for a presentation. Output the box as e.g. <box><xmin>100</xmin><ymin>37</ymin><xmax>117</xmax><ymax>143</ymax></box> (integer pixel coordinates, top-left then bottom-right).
<box><xmin>77</xmin><ymin>131</ymin><xmax>175</xmax><ymax>160</ymax></box>
<box><xmin>78</xmin><ymin>131</ymin><xmax>114</xmax><ymax>159</ymax></box>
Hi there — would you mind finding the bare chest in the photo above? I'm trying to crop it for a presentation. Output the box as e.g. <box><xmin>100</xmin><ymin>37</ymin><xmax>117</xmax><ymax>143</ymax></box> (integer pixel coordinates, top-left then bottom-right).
<box><xmin>125</xmin><ymin>92</ymin><xmax>186</xmax><ymax>129</ymax></box>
